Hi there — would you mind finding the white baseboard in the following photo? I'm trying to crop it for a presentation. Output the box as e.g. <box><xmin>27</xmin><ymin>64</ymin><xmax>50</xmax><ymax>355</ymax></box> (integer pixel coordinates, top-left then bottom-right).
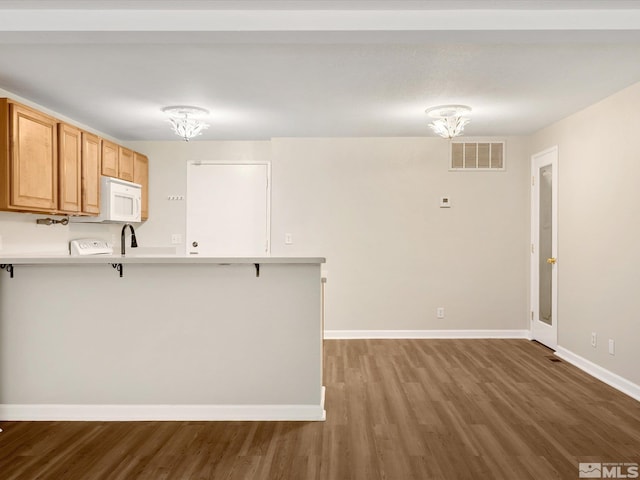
<box><xmin>324</xmin><ymin>329</ymin><xmax>530</xmax><ymax>339</ymax></box>
<box><xmin>0</xmin><ymin>403</ymin><xmax>326</xmax><ymax>422</ymax></box>
<box><xmin>555</xmin><ymin>347</ymin><xmax>640</xmax><ymax>402</ymax></box>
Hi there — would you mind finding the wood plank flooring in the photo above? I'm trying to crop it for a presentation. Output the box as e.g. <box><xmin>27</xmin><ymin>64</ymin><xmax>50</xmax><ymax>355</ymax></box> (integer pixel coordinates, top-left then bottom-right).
<box><xmin>1</xmin><ymin>339</ymin><xmax>639</xmax><ymax>479</ymax></box>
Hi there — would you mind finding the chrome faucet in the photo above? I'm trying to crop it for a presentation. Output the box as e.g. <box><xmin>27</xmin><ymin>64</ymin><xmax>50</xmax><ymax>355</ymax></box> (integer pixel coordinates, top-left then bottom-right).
<box><xmin>121</xmin><ymin>223</ymin><xmax>138</xmax><ymax>256</ymax></box>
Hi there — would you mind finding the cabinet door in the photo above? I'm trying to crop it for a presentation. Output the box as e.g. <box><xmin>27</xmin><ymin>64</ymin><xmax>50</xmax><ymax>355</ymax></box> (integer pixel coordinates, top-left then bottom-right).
<box><xmin>101</xmin><ymin>139</ymin><xmax>118</xmax><ymax>177</ymax></box>
<box><xmin>58</xmin><ymin>123</ymin><xmax>82</xmax><ymax>213</ymax></box>
<box><xmin>133</xmin><ymin>152</ymin><xmax>149</xmax><ymax>220</ymax></box>
<box><xmin>118</xmin><ymin>146</ymin><xmax>134</xmax><ymax>182</ymax></box>
<box><xmin>82</xmin><ymin>131</ymin><xmax>101</xmax><ymax>215</ymax></box>
<box><xmin>10</xmin><ymin>103</ymin><xmax>58</xmax><ymax>210</ymax></box>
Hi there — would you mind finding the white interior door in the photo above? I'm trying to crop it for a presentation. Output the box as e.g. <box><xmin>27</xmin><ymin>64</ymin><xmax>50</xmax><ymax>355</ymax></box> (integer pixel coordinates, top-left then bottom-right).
<box><xmin>186</xmin><ymin>162</ymin><xmax>270</xmax><ymax>256</ymax></box>
<box><xmin>531</xmin><ymin>147</ymin><xmax>558</xmax><ymax>349</ymax></box>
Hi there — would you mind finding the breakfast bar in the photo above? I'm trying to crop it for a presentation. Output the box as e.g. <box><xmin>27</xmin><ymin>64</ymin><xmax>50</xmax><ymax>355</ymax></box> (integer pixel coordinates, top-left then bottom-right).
<box><xmin>0</xmin><ymin>256</ymin><xmax>325</xmax><ymax>421</ymax></box>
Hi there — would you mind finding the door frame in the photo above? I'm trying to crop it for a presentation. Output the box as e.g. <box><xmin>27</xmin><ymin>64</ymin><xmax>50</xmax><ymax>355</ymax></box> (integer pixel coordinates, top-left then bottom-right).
<box><xmin>530</xmin><ymin>146</ymin><xmax>558</xmax><ymax>350</ymax></box>
<box><xmin>185</xmin><ymin>160</ymin><xmax>271</xmax><ymax>256</ymax></box>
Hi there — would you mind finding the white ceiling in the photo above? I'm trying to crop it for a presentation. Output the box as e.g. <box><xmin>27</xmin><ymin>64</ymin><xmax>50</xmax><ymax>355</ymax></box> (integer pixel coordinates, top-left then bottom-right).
<box><xmin>0</xmin><ymin>1</ymin><xmax>639</xmax><ymax>141</ymax></box>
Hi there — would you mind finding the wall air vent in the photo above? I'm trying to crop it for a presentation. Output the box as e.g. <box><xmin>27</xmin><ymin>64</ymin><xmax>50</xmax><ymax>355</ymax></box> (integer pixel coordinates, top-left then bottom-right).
<box><xmin>450</xmin><ymin>140</ymin><xmax>505</xmax><ymax>171</ymax></box>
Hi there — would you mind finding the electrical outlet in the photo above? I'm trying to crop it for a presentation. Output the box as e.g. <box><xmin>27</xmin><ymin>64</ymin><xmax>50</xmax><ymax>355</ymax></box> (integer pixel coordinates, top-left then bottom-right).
<box><xmin>591</xmin><ymin>332</ymin><xmax>597</xmax><ymax>348</ymax></box>
<box><xmin>608</xmin><ymin>339</ymin><xmax>615</xmax><ymax>355</ymax></box>
<box><xmin>436</xmin><ymin>307</ymin><xmax>445</xmax><ymax>319</ymax></box>
<box><xmin>171</xmin><ymin>234</ymin><xmax>182</xmax><ymax>245</ymax></box>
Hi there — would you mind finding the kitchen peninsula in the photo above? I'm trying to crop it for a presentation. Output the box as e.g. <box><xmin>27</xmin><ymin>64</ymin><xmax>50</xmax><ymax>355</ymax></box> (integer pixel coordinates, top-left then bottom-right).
<box><xmin>0</xmin><ymin>255</ymin><xmax>325</xmax><ymax>421</ymax></box>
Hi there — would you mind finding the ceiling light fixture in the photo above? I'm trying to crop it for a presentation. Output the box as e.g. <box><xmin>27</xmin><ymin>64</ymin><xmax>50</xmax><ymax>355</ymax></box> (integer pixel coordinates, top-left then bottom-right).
<box><xmin>425</xmin><ymin>104</ymin><xmax>472</xmax><ymax>139</ymax></box>
<box><xmin>162</xmin><ymin>106</ymin><xmax>210</xmax><ymax>141</ymax></box>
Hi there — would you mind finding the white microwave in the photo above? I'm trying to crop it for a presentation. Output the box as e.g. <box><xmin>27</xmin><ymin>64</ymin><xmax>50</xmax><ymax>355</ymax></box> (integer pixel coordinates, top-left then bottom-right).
<box><xmin>73</xmin><ymin>176</ymin><xmax>141</xmax><ymax>223</ymax></box>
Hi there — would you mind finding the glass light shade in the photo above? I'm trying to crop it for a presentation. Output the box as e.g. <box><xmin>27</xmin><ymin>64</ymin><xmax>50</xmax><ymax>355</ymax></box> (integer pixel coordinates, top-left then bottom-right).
<box><xmin>428</xmin><ymin>116</ymin><xmax>471</xmax><ymax>139</ymax></box>
<box><xmin>425</xmin><ymin>104</ymin><xmax>472</xmax><ymax>139</ymax></box>
<box><xmin>162</xmin><ymin>106</ymin><xmax>210</xmax><ymax>141</ymax></box>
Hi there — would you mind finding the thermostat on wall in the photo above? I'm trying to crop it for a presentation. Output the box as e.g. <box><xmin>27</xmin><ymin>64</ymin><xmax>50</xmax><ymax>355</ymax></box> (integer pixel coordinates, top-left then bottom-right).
<box><xmin>440</xmin><ymin>196</ymin><xmax>451</xmax><ymax>208</ymax></box>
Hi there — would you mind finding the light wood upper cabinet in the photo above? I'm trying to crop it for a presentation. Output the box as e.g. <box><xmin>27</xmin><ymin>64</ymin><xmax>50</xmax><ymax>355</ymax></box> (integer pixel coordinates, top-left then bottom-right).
<box><xmin>101</xmin><ymin>139</ymin><xmax>118</xmax><ymax>178</ymax></box>
<box><xmin>118</xmin><ymin>146</ymin><xmax>134</xmax><ymax>182</ymax></box>
<box><xmin>0</xmin><ymin>97</ymin><xmax>151</xmax><ymax>218</ymax></box>
<box><xmin>133</xmin><ymin>152</ymin><xmax>149</xmax><ymax>220</ymax></box>
<box><xmin>58</xmin><ymin>123</ymin><xmax>82</xmax><ymax>214</ymax></box>
<box><xmin>0</xmin><ymin>99</ymin><xmax>58</xmax><ymax>212</ymax></box>
<box><xmin>81</xmin><ymin>131</ymin><xmax>101</xmax><ymax>215</ymax></box>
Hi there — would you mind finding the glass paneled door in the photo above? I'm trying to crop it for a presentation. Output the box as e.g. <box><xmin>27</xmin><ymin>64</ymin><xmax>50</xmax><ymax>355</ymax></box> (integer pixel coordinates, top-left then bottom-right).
<box><xmin>531</xmin><ymin>147</ymin><xmax>558</xmax><ymax>349</ymax></box>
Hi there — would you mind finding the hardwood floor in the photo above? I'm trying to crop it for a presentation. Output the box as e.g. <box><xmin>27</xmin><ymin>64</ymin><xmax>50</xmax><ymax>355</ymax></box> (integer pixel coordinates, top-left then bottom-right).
<box><xmin>1</xmin><ymin>339</ymin><xmax>639</xmax><ymax>479</ymax></box>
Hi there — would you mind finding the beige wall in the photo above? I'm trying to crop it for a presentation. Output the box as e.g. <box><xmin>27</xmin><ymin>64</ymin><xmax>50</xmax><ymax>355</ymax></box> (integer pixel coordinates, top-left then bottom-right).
<box><xmin>530</xmin><ymin>81</ymin><xmax>640</xmax><ymax>385</ymax></box>
<box><xmin>0</xmin><ymin>262</ymin><xmax>323</xmax><ymax>415</ymax></box>
<box><xmin>128</xmin><ymin>136</ymin><xmax>530</xmax><ymax>333</ymax></box>
<box><xmin>269</xmin><ymin>137</ymin><xmax>530</xmax><ymax>331</ymax></box>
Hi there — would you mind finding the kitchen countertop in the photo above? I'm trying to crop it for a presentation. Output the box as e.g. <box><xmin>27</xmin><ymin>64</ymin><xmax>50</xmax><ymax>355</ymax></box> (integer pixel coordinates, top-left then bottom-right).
<box><xmin>0</xmin><ymin>254</ymin><xmax>325</xmax><ymax>265</ymax></box>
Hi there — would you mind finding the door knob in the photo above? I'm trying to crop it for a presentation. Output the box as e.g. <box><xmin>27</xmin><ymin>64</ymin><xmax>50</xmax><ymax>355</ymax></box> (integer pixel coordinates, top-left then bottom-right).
<box><xmin>546</xmin><ymin>257</ymin><xmax>556</xmax><ymax>264</ymax></box>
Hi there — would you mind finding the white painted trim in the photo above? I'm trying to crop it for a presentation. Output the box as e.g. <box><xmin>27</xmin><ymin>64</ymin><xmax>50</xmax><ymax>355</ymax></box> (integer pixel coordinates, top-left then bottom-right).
<box><xmin>0</xmin><ymin>403</ymin><xmax>325</xmax><ymax>422</ymax></box>
<box><xmin>320</xmin><ymin>385</ymin><xmax>326</xmax><ymax>421</ymax></box>
<box><xmin>324</xmin><ymin>329</ymin><xmax>530</xmax><ymax>339</ymax></box>
<box><xmin>555</xmin><ymin>346</ymin><xmax>640</xmax><ymax>402</ymax></box>
<box><xmin>530</xmin><ymin>145</ymin><xmax>559</xmax><ymax>350</ymax></box>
